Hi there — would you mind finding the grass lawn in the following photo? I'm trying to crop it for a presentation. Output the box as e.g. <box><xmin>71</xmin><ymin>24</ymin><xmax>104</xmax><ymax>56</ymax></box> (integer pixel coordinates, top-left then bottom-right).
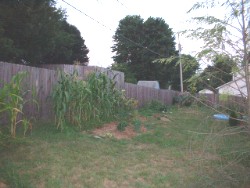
<box><xmin>0</xmin><ymin>105</ymin><xmax>250</xmax><ymax>188</ymax></box>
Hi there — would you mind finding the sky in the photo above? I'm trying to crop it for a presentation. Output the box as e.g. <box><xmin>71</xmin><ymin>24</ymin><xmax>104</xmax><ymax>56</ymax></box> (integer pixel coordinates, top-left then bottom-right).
<box><xmin>56</xmin><ymin>0</ymin><xmax>206</xmax><ymax>68</ymax></box>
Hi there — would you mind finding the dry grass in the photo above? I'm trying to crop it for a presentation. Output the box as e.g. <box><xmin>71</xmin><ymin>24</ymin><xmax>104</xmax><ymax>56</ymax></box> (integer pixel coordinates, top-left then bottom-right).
<box><xmin>0</xmin><ymin>106</ymin><xmax>249</xmax><ymax>188</ymax></box>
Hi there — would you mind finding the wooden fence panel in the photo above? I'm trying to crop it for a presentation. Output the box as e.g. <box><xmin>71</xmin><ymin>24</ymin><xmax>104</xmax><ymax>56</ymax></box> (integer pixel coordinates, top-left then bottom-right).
<box><xmin>197</xmin><ymin>93</ymin><xmax>218</xmax><ymax>106</ymax></box>
<box><xmin>38</xmin><ymin>64</ymin><xmax>125</xmax><ymax>90</ymax></box>
<box><xmin>219</xmin><ymin>95</ymin><xmax>247</xmax><ymax>112</ymax></box>
<box><xmin>124</xmin><ymin>82</ymin><xmax>178</xmax><ymax>106</ymax></box>
<box><xmin>0</xmin><ymin>62</ymin><xmax>58</xmax><ymax>120</ymax></box>
<box><xmin>198</xmin><ymin>93</ymin><xmax>247</xmax><ymax>112</ymax></box>
<box><xmin>1</xmin><ymin>62</ymin><xmax>180</xmax><ymax>121</ymax></box>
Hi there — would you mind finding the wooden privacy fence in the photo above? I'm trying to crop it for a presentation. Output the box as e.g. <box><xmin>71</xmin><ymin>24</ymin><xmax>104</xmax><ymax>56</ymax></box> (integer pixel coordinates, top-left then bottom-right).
<box><xmin>0</xmin><ymin>62</ymin><xmax>125</xmax><ymax>120</ymax></box>
<box><xmin>124</xmin><ymin>83</ymin><xmax>179</xmax><ymax>107</ymax></box>
<box><xmin>0</xmin><ymin>62</ymin><xmax>179</xmax><ymax>120</ymax></box>
<box><xmin>197</xmin><ymin>93</ymin><xmax>247</xmax><ymax>112</ymax></box>
<box><xmin>35</xmin><ymin>64</ymin><xmax>125</xmax><ymax>90</ymax></box>
<box><xmin>2</xmin><ymin>61</ymin><xmax>247</xmax><ymax>121</ymax></box>
<box><xmin>0</xmin><ymin>62</ymin><xmax>58</xmax><ymax>119</ymax></box>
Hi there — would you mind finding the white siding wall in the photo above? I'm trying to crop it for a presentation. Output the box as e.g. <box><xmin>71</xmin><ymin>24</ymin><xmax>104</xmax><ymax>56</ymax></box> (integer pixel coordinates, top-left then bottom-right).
<box><xmin>218</xmin><ymin>78</ymin><xmax>247</xmax><ymax>97</ymax></box>
<box><xmin>198</xmin><ymin>89</ymin><xmax>214</xmax><ymax>94</ymax></box>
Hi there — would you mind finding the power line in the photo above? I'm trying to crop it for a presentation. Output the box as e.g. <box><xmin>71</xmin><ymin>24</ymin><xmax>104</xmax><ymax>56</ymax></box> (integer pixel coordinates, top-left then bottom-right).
<box><xmin>61</xmin><ymin>0</ymin><xmax>164</xmax><ymax>57</ymax></box>
<box><xmin>115</xmin><ymin>0</ymin><xmax>129</xmax><ymax>10</ymax></box>
<box><xmin>61</xmin><ymin>0</ymin><xmax>111</xmax><ymax>31</ymax></box>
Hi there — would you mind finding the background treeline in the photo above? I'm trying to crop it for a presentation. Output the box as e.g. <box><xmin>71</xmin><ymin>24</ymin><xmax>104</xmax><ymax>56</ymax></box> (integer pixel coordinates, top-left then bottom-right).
<box><xmin>111</xmin><ymin>15</ymin><xmax>199</xmax><ymax>90</ymax></box>
<box><xmin>0</xmin><ymin>0</ymin><xmax>89</xmax><ymax>65</ymax></box>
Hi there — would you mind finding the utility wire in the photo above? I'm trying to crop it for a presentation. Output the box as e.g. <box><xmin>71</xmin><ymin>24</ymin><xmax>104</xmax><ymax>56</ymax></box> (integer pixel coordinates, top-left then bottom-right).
<box><xmin>116</xmin><ymin>0</ymin><xmax>129</xmax><ymax>10</ymax></box>
<box><xmin>61</xmin><ymin>0</ymin><xmax>110</xmax><ymax>30</ymax></box>
<box><xmin>61</xmin><ymin>0</ymin><xmax>231</xmax><ymax>81</ymax></box>
<box><xmin>61</xmin><ymin>0</ymin><xmax>164</xmax><ymax>57</ymax></box>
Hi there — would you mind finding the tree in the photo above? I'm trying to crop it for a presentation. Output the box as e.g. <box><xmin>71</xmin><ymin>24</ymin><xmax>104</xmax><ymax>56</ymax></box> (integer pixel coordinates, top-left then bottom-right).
<box><xmin>194</xmin><ymin>54</ymin><xmax>235</xmax><ymax>92</ymax></box>
<box><xmin>110</xmin><ymin>63</ymin><xmax>137</xmax><ymax>83</ymax></box>
<box><xmin>0</xmin><ymin>0</ymin><xmax>89</xmax><ymax>65</ymax></box>
<box><xmin>44</xmin><ymin>21</ymin><xmax>89</xmax><ymax>65</ymax></box>
<box><xmin>187</xmin><ymin>0</ymin><xmax>250</xmax><ymax>123</ymax></box>
<box><xmin>112</xmin><ymin>15</ymin><xmax>144</xmax><ymax>77</ymax></box>
<box><xmin>112</xmin><ymin>15</ymin><xmax>177</xmax><ymax>88</ymax></box>
<box><xmin>154</xmin><ymin>54</ymin><xmax>200</xmax><ymax>90</ymax></box>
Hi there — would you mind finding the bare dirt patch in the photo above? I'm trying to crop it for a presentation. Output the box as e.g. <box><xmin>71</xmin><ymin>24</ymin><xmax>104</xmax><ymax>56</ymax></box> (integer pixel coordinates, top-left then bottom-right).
<box><xmin>91</xmin><ymin>116</ymin><xmax>149</xmax><ymax>139</ymax></box>
<box><xmin>103</xmin><ymin>178</ymin><xmax>117</xmax><ymax>188</ymax></box>
<box><xmin>92</xmin><ymin>122</ymin><xmax>147</xmax><ymax>140</ymax></box>
<box><xmin>0</xmin><ymin>181</ymin><xmax>8</xmax><ymax>188</ymax></box>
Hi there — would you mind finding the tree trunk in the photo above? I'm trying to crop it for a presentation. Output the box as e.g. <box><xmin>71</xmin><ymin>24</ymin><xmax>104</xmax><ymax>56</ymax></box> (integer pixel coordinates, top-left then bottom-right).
<box><xmin>241</xmin><ymin>0</ymin><xmax>250</xmax><ymax>125</ymax></box>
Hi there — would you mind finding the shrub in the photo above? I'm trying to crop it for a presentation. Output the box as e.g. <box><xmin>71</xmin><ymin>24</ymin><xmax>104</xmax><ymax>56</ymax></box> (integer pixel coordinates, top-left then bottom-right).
<box><xmin>229</xmin><ymin>111</ymin><xmax>240</xmax><ymax>126</ymax></box>
<box><xmin>144</xmin><ymin>100</ymin><xmax>168</xmax><ymax>112</ymax></box>
<box><xmin>197</xmin><ymin>94</ymin><xmax>208</xmax><ymax>107</ymax></box>
<box><xmin>132</xmin><ymin>119</ymin><xmax>142</xmax><ymax>132</ymax></box>
<box><xmin>117</xmin><ymin>121</ymin><xmax>128</xmax><ymax>132</ymax></box>
<box><xmin>173</xmin><ymin>93</ymin><xmax>194</xmax><ymax>107</ymax></box>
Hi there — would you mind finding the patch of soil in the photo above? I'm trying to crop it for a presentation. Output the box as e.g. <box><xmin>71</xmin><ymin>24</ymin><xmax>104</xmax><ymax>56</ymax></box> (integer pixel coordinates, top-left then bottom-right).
<box><xmin>103</xmin><ymin>178</ymin><xmax>117</xmax><ymax>188</ymax></box>
<box><xmin>153</xmin><ymin>114</ymin><xmax>171</xmax><ymax>122</ymax></box>
<box><xmin>0</xmin><ymin>181</ymin><xmax>8</xmax><ymax>188</ymax></box>
<box><xmin>160</xmin><ymin>117</ymin><xmax>171</xmax><ymax>122</ymax></box>
<box><xmin>91</xmin><ymin>116</ymin><xmax>148</xmax><ymax>140</ymax></box>
<box><xmin>92</xmin><ymin>122</ymin><xmax>147</xmax><ymax>140</ymax></box>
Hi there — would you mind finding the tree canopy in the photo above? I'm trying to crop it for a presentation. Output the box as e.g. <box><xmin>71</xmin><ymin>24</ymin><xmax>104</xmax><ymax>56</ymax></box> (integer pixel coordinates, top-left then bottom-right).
<box><xmin>0</xmin><ymin>0</ymin><xmax>89</xmax><ymax>65</ymax></box>
<box><xmin>192</xmin><ymin>54</ymin><xmax>235</xmax><ymax>92</ymax></box>
<box><xmin>187</xmin><ymin>0</ymin><xmax>250</xmax><ymax>125</ymax></box>
<box><xmin>112</xmin><ymin>15</ymin><xmax>184</xmax><ymax>88</ymax></box>
<box><xmin>154</xmin><ymin>54</ymin><xmax>200</xmax><ymax>90</ymax></box>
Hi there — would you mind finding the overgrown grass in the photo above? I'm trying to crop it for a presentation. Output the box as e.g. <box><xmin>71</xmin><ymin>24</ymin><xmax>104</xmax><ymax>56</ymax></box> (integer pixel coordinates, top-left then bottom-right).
<box><xmin>0</xmin><ymin>105</ymin><xmax>249</xmax><ymax>187</ymax></box>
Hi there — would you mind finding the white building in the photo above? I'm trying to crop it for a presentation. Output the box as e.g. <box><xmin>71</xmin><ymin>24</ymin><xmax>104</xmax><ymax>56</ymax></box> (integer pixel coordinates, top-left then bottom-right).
<box><xmin>217</xmin><ymin>5</ymin><xmax>250</xmax><ymax>97</ymax></box>
<box><xmin>216</xmin><ymin>77</ymin><xmax>247</xmax><ymax>97</ymax></box>
<box><xmin>216</xmin><ymin>69</ymin><xmax>247</xmax><ymax>97</ymax></box>
<box><xmin>198</xmin><ymin>89</ymin><xmax>214</xmax><ymax>94</ymax></box>
<box><xmin>137</xmin><ymin>81</ymin><xmax>160</xmax><ymax>89</ymax></box>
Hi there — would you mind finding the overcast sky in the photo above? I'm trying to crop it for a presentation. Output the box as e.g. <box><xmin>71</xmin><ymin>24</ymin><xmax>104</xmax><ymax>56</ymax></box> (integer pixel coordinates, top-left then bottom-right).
<box><xmin>56</xmin><ymin>0</ymin><xmax>207</xmax><ymax>68</ymax></box>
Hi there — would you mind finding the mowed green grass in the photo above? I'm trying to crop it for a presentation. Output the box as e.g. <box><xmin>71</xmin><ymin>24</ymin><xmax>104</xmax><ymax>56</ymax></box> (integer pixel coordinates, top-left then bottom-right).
<box><xmin>0</xmin><ymin>106</ymin><xmax>249</xmax><ymax>188</ymax></box>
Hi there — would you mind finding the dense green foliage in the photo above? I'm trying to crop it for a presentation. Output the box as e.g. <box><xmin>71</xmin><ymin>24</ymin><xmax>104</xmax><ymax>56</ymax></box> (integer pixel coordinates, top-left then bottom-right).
<box><xmin>117</xmin><ymin>121</ymin><xmax>129</xmax><ymax>132</ymax></box>
<box><xmin>155</xmin><ymin>54</ymin><xmax>200</xmax><ymax>90</ymax></box>
<box><xmin>229</xmin><ymin>111</ymin><xmax>240</xmax><ymax>126</ymax></box>
<box><xmin>0</xmin><ymin>0</ymin><xmax>89</xmax><ymax>65</ymax></box>
<box><xmin>191</xmin><ymin>54</ymin><xmax>234</xmax><ymax>92</ymax></box>
<box><xmin>52</xmin><ymin>70</ymin><xmax>134</xmax><ymax>130</ymax></box>
<box><xmin>173</xmin><ymin>93</ymin><xmax>194</xmax><ymax>107</ymax></box>
<box><xmin>143</xmin><ymin>100</ymin><xmax>169</xmax><ymax>112</ymax></box>
<box><xmin>112</xmin><ymin>16</ymin><xmax>181</xmax><ymax>88</ymax></box>
<box><xmin>187</xmin><ymin>0</ymin><xmax>250</xmax><ymax>125</ymax></box>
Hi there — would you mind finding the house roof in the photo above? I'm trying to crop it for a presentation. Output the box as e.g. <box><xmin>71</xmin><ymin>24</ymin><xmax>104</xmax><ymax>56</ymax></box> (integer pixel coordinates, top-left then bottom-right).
<box><xmin>216</xmin><ymin>77</ymin><xmax>245</xmax><ymax>90</ymax></box>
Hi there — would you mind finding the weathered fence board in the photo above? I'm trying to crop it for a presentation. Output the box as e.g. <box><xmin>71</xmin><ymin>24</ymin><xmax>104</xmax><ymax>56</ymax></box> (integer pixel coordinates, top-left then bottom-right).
<box><xmin>2</xmin><ymin>61</ymin><xmax>247</xmax><ymax>122</ymax></box>
<box><xmin>0</xmin><ymin>62</ymin><xmax>58</xmax><ymax>119</ymax></box>
<box><xmin>0</xmin><ymin>62</ymin><xmax>179</xmax><ymax>121</ymax></box>
<box><xmin>197</xmin><ymin>93</ymin><xmax>247</xmax><ymax>112</ymax></box>
<box><xmin>36</xmin><ymin>64</ymin><xmax>125</xmax><ymax>89</ymax></box>
<box><xmin>124</xmin><ymin>83</ymin><xmax>178</xmax><ymax>106</ymax></box>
